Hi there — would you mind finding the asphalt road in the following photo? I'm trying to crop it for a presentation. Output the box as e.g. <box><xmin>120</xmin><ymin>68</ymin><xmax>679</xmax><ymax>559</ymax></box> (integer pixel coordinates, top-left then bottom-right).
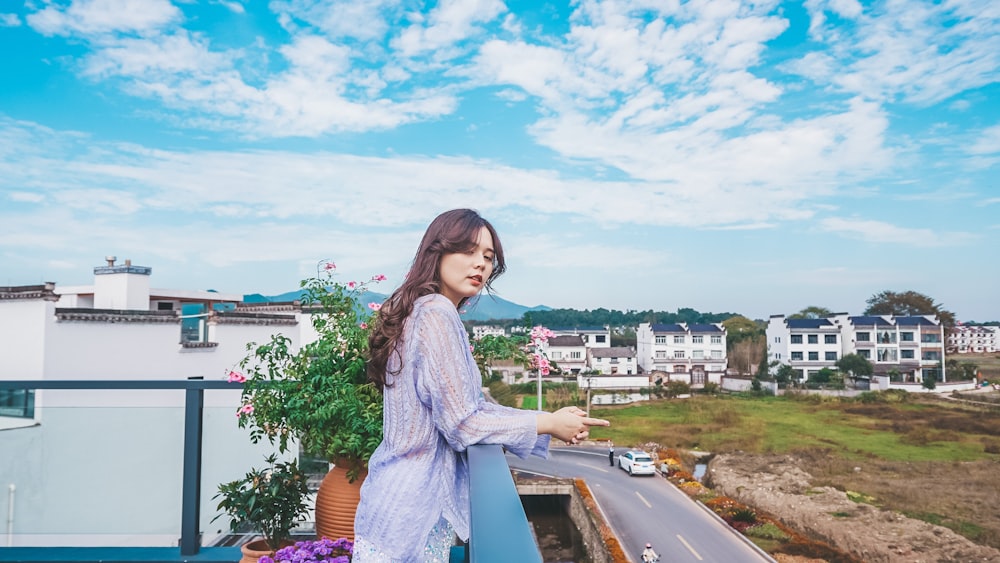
<box><xmin>507</xmin><ymin>446</ymin><xmax>772</xmax><ymax>563</ymax></box>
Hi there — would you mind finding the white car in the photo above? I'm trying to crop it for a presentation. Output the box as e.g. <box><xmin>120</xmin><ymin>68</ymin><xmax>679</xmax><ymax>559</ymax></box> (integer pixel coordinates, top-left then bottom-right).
<box><xmin>617</xmin><ymin>450</ymin><xmax>656</xmax><ymax>476</ymax></box>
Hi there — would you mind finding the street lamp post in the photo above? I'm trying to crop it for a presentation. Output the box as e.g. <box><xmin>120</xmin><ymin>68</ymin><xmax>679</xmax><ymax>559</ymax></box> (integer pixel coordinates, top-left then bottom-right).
<box><xmin>585</xmin><ymin>375</ymin><xmax>593</xmax><ymax>417</ymax></box>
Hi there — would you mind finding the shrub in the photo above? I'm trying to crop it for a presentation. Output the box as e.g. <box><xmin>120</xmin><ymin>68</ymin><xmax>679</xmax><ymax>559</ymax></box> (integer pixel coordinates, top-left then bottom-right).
<box><xmin>745</xmin><ymin>522</ymin><xmax>790</xmax><ymax>541</ymax></box>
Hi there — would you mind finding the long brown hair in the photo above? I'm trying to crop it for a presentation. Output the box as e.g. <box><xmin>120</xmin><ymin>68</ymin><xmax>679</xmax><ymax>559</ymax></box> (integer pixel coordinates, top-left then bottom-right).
<box><xmin>367</xmin><ymin>209</ymin><xmax>506</xmax><ymax>389</ymax></box>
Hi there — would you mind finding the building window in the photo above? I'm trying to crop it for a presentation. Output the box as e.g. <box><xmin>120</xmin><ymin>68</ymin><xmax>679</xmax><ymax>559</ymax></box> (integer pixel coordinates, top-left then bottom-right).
<box><xmin>674</xmin><ymin>365</ymin><xmax>686</xmax><ymax>373</ymax></box>
<box><xmin>692</xmin><ymin>335</ymin><xmax>703</xmax><ymax>344</ymax></box>
<box><xmin>157</xmin><ymin>302</ymin><xmax>174</xmax><ymax>311</ymax></box>
<box><xmin>711</xmin><ymin>335</ymin><xmax>722</xmax><ymax>344</ymax></box>
<box><xmin>655</xmin><ymin>351</ymin><xmax>666</xmax><ymax>359</ymax></box>
<box><xmin>807</xmin><ymin>334</ymin><xmax>818</xmax><ymax>344</ymax></box>
<box><xmin>551</xmin><ymin>351</ymin><xmax>562</xmax><ymax>360</ymax></box>
<box><xmin>878</xmin><ymin>331</ymin><xmax>896</xmax><ymax>344</ymax></box>
<box><xmin>877</xmin><ymin>348</ymin><xmax>898</xmax><ymax>362</ymax></box>
<box><xmin>901</xmin><ymin>332</ymin><xmax>914</xmax><ymax>342</ymax></box>
<box><xmin>595</xmin><ymin>335</ymin><xmax>606</xmax><ymax>343</ymax></box>
<box><xmin>825</xmin><ymin>351</ymin><xmax>837</xmax><ymax>361</ymax></box>
<box><xmin>181</xmin><ymin>303</ymin><xmax>207</xmax><ymax>343</ymax></box>
<box><xmin>856</xmin><ymin>332</ymin><xmax>870</xmax><ymax>342</ymax></box>
<box><xmin>808</xmin><ymin>351</ymin><xmax>819</xmax><ymax>361</ymax></box>
<box><xmin>693</xmin><ymin>350</ymin><xmax>704</xmax><ymax>359</ymax></box>
<box><xmin>922</xmin><ymin>351</ymin><xmax>941</xmax><ymax>361</ymax></box>
<box><xmin>674</xmin><ymin>335</ymin><xmax>685</xmax><ymax>344</ymax></box>
<box><xmin>791</xmin><ymin>352</ymin><xmax>803</xmax><ymax>361</ymax></box>
<box><xmin>901</xmin><ymin>349</ymin><xmax>915</xmax><ymax>359</ymax></box>
<box><xmin>711</xmin><ymin>350</ymin><xmax>722</xmax><ymax>359</ymax></box>
<box><xmin>824</xmin><ymin>335</ymin><xmax>837</xmax><ymax>344</ymax></box>
<box><xmin>774</xmin><ymin>336</ymin><xmax>781</xmax><ymax>343</ymax></box>
<box><xmin>921</xmin><ymin>334</ymin><xmax>940</xmax><ymax>343</ymax></box>
<box><xmin>674</xmin><ymin>350</ymin><xmax>685</xmax><ymax>359</ymax></box>
<box><xmin>0</xmin><ymin>389</ymin><xmax>35</xmax><ymax>418</ymax></box>
<box><xmin>655</xmin><ymin>335</ymin><xmax>666</xmax><ymax>344</ymax></box>
<box><xmin>790</xmin><ymin>335</ymin><xmax>802</xmax><ymax>344</ymax></box>
<box><xmin>858</xmin><ymin>349</ymin><xmax>871</xmax><ymax>359</ymax></box>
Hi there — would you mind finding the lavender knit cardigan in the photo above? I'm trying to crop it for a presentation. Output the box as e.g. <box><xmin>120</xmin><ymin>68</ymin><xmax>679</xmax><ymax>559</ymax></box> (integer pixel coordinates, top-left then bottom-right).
<box><xmin>354</xmin><ymin>293</ymin><xmax>550</xmax><ymax>560</ymax></box>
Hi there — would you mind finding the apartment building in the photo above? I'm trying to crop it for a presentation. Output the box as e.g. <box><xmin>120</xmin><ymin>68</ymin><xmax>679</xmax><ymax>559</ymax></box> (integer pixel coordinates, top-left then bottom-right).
<box><xmin>947</xmin><ymin>325</ymin><xmax>999</xmax><ymax>354</ymax></box>
<box><xmin>767</xmin><ymin>314</ymin><xmax>947</xmax><ymax>384</ymax></box>
<box><xmin>636</xmin><ymin>322</ymin><xmax>727</xmax><ymax>385</ymax></box>
<box><xmin>472</xmin><ymin>324</ymin><xmax>506</xmax><ymax>340</ymax></box>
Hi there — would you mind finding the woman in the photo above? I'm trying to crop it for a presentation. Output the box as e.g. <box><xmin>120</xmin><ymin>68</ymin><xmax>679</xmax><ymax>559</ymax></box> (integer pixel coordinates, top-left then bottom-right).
<box><xmin>354</xmin><ymin>209</ymin><xmax>609</xmax><ymax>562</ymax></box>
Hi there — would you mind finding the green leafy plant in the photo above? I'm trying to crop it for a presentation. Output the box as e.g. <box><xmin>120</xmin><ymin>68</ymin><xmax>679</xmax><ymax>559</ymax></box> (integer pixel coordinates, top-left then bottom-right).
<box><xmin>213</xmin><ymin>454</ymin><xmax>311</xmax><ymax>551</ymax></box>
<box><xmin>232</xmin><ymin>262</ymin><xmax>384</xmax><ymax>480</ymax></box>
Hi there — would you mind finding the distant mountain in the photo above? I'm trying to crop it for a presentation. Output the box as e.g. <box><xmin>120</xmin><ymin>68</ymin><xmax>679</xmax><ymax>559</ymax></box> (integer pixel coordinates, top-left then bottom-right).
<box><xmin>243</xmin><ymin>289</ymin><xmax>548</xmax><ymax>322</ymax></box>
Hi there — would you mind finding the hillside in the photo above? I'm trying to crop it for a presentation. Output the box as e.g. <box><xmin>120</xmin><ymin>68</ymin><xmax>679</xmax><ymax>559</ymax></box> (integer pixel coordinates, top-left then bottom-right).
<box><xmin>243</xmin><ymin>289</ymin><xmax>549</xmax><ymax>322</ymax></box>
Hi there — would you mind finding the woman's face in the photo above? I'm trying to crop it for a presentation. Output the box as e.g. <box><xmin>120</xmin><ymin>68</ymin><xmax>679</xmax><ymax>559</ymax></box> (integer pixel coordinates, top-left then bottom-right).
<box><xmin>439</xmin><ymin>226</ymin><xmax>495</xmax><ymax>307</ymax></box>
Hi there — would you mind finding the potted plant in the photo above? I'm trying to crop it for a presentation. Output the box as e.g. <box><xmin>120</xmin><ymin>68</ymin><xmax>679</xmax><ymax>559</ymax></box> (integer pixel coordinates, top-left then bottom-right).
<box><xmin>213</xmin><ymin>453</ymin><xmax>311</xmax><ymax>562</ymax></box>
<box><xmin>232</xmin><ymin>262</ymin><xmax>384</xmax><ymax>540</ymax></box>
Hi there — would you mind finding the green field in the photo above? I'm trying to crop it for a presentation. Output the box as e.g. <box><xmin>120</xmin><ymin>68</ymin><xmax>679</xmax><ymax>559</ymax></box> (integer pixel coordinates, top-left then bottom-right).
<box><xmin>584</xmin><ymin>393</ymin><xmax>999</xmax><ymax>463</ymax></box>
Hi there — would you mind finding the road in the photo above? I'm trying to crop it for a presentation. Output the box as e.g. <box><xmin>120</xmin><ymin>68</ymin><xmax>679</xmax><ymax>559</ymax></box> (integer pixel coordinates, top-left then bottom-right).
<box><xmin>507</xmin><ymin>446</ymin><xmax>772</xmax><ymax>563</ymax></box>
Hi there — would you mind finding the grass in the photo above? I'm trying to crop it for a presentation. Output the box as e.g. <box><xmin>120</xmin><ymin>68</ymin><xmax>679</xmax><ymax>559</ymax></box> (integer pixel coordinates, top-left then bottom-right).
<box><xmin>902</xmin><ymin>510</ymin><xmax>986</xmax><ymax>540</ymax></box>
<box><xmin>586</xmin><ymin>395</ymin><xmax>998</xmax><ymax>463</ymax></box>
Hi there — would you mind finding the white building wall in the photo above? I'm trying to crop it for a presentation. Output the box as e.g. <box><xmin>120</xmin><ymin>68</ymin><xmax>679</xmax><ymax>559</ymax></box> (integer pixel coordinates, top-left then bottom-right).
<box><xmin>0</xmin><ymin>299</ymin><xmax>49</xmax><ymax>380</ymax></box>
<box><xmin>765</xmin><ymin>316</ymin><xmax>789</xmax><ymax>370</ymax></box>
<box><xmin>0</xmin><ymin>298</ymin><xmax>300</xmax><ymax>546</ymax></box>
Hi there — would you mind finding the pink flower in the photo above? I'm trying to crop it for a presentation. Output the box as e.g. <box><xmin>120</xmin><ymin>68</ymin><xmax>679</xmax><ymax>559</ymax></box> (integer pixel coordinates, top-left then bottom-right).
<box><xmin>239</xmin><ymin>404</ymin><xmax>254</xmax><ymax>416</ymax></box>
<box><xmin>368</xmin><ymin>302</ymin><xmax>382</xmax><ymax>311</ymax></box>
<box><xmin>347</xmin><ymin>281</ymin><xmax>357</xmax><ymax>289</ymax></box>
<box><xmin>530</xmin><ymin>325</ymin><xmax>554</xmax><ymax>343</ymax></box>
<box><xmin>372</xmin><ymin>274</ymin><xmax>387</xmax><ymax>281</ymax></box>
<box><xmin>323</xmin><ymin>262</ymin><xmax>337</xmax><ymax>271</ymax></box>
<box><xmin>227</xmin><ymin>370</ymin><xmax>246</xmax><ymax>383</ymax></box>
<box><xmin>360</xmin><ymin>322</ymin><xmax>368</xmax><ymax>329</ymax></box>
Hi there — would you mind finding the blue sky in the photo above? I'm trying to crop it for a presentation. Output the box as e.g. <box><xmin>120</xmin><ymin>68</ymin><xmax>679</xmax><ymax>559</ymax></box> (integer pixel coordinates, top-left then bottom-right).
<box><xmin>1</xmin><ymin>0</ymin><xmax>998</xmax><ymax>322</ymax></box>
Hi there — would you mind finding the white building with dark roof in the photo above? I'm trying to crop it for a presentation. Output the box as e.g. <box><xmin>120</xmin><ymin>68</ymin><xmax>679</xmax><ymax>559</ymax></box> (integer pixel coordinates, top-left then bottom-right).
<box><xmin>550</xmin><ymin>326</ymin><xmax>611</xmax><ymax>348</ymax></box>
<box><xmin>587</xmin><ymin>346</ymin><xmax>637</xmax><ymax>375</ymax></box>
<box><xmin>636</xmin><ymin>322</ymin><xmax>727</xmax><ymax>385</ymax></box>
<box><xmin>947</xmin><ymin>325</ymin><xmax>999</xmax><ymax>354</ymax></box>
<box><xmin>543</xmin><ymin>334</ymin><xmax>587</xmax><ymax>374</ymax></box>
<box><xmin>767</xmin><ymin>313</ymin><xmax>951</xmax><ymax>387</ymax></box>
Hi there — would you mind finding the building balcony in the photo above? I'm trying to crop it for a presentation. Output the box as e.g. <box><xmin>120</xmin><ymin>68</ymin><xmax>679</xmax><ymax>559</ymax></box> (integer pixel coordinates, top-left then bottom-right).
<box><xmin>0</xmin><ymin>380</ymin><xmax>541</xmax><ymax>563</ymax></box>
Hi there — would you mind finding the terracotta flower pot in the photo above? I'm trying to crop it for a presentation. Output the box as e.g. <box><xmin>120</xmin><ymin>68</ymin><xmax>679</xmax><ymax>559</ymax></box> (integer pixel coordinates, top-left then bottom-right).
<box><xmin>239</xmin><ymin>539</ymin><xmax>275</xmax><ymax>563</ymax></box>
<box><xmin>314</xmin><ymin>463</ymin><xmax>367</xmax><ymax>541</ymax></box>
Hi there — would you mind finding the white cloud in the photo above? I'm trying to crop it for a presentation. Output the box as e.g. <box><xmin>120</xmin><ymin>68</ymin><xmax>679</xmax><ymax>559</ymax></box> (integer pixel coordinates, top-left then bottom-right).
<box><xmin>0</xmin><ymin>13</ymin><xmax>20</xmax><ymax>27</ymax></box>
<box><xmin>392</xmin><ymin>0</ymin><xmax>506</xmax><ymax>59</ymax></box>
<box><xmin>801</xmin><ymin>0</ymin><xmax>1000</xmax><ymax>105</ymax></box>
<box><xmin>819</xmin><ymin>217</ymin><xmax>977</xmax><ymax>247</ymax></box>
<box><xmin>27</xmin><ymin>0</ymin><xmax>181</xmax><ymax>36</ymax></box>
<box><xmin>7</xmin><ymin>191</ymin><xmax>44</xmax><ymax>203</ymax></box>
<box><xmin>968</xmin><ymin>124</ymin><xmax>1000</xmax><ymax>155</ymax></box>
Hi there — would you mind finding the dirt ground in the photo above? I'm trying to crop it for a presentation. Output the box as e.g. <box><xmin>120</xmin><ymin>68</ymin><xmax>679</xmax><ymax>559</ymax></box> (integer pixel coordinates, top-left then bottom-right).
<box><xmin>706</xmin><ymin>453</ymin><xmax>1000</xmax><ymax>563</ymax></box>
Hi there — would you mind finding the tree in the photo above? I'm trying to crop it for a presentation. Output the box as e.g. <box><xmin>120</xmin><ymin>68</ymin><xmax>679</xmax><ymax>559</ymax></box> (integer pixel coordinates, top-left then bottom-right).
<box><xmin>946</xmin><ymin>359</ymin><xmax>979</xmax><ymax>381</ymax></box>
<box><xmin>788</xmin><ymin>306</ymin><xmax>833</xmax><ymax>319</ymax></box>
<box><xmin>864</xmin><ymin>290</ymin><xmax>955</xmax><ymax>328</ymax></box>
<box><xmin>836</xmin><ymin>353</ymin><xmax>874</xmax><ymax>379</ymax></box>
<box><xmin>774</xmin><ymin>364</ymin><xmax>797</xmax><ymax>386</ymax></box>
<box><xmin>471</xmin><ymin>334</ymin><xmax>529</xmax><ymax>383</ymax></box>
<box><xmin>723</xmin><ymin>315</ymin><xmax>764</xmax><ymax>345</ymax></box>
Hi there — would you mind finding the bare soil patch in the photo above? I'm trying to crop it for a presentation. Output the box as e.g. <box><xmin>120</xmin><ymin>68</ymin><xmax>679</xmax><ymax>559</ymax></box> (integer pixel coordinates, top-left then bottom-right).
<box><xmin>706</xmin><ymin>452</ymin><xmax>1000</xmax><ymax>562</ymax></box>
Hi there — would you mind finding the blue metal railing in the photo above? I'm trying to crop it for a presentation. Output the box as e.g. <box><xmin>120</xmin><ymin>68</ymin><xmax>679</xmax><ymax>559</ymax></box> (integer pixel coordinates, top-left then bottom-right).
<box><xmin>0</xmin><ymin>380</ymin><xmax>540</xmax><ymax>563</ymax></box>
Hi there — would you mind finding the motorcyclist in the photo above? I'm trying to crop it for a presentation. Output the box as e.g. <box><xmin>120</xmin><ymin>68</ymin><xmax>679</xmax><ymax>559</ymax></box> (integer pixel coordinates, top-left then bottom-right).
<box><xmin>641</xmin><ymin>542</ymin><xmax>660</xmax><ymax>562</ymax></box>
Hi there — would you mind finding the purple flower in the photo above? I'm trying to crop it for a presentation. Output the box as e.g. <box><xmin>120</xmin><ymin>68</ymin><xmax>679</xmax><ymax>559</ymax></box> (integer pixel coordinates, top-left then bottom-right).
<box><xmin>260</xmin><ymin>538</ymin><xmax>352</xmax><ymax>562</ymax></box>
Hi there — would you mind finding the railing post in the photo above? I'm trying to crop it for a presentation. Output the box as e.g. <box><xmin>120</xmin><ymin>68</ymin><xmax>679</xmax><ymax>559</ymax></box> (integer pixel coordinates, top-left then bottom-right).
<box><xmin>180</xmin><ymin>377</ymin><xmax>204</xmax><ymax>555</ymax></box>
<box><xmin>467</xmin><ymin>445</ymin><xmax>541</xmax><ymax>563</ymax></box>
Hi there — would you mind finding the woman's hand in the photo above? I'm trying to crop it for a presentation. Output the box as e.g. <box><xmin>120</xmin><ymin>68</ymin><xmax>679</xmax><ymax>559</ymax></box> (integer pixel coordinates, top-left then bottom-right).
<box><xmin>537</xmin><ymin>406</ymin><xmax>610</xmax><ymax>445</ymax></box>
